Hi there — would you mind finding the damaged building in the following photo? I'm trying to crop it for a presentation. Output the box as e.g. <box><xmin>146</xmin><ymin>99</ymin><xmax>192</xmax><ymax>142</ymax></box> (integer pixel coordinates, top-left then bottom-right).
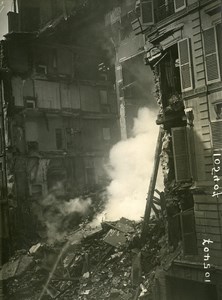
<box><xmin>1</xmin><ymin>0</ymin><xmax>222</xmax><ymax>299</ymax></box>
<box><xmin>0</xmin><ymin>0</ymin><xmax>122</xmax><ymax>250</ymax></box>
<box><xmin>104</xmin><ymin>0</ymin><xmax>157</xmax><ymax>138</ymax></box>
<box><xmin>0</xmin><ymin>0</ymin><xmax>157</xmax><ymax>252</ymax></box>
<box><xmin>138</xmin><ymin>0</ymin><xmax>222</xmax><ymax>299</ymax></box>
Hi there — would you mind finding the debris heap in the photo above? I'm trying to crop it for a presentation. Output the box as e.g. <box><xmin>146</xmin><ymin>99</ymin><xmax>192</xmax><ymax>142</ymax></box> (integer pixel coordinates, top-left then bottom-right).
<box><xmin>3</xmin><ymin>217</ymin><xmax>165</xmax><ymax>300</ymax></box>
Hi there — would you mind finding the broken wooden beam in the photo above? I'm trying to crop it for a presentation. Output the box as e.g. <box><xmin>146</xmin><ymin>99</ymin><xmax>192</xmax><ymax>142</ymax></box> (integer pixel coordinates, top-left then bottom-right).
<box><xmin>141</xmin><ymin>128</ymin><xmax>163</xmax><ymax>240</ymax></box>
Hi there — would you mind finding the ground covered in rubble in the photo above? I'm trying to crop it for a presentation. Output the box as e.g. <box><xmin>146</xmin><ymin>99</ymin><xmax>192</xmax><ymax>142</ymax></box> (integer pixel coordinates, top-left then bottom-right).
<box><xmin>3</xmin><ymin>217</ymin><xmax>166</xmax><ymax>300</ymax></box>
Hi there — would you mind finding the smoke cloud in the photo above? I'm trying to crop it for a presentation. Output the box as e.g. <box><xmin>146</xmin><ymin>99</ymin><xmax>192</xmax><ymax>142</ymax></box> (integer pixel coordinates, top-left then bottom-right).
<box><xmin>92</xmin><ymin>107</ymin><xmax>163</xmax><ymax>226</ymax></box>
<box><xmin>35</xmin><ymin>183</ymin><xmax>92</xmax><ymax>243</ymax></box>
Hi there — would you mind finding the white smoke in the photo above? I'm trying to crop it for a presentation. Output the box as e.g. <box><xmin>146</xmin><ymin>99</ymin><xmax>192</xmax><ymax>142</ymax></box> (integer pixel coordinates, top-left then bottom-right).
<box><xmin>35</xmin><ymin>185</ymin><xmax>92</xmax><ymax>243</ymax></box>
<box><xmin>92</xmin><ymin>107</ymin><xmax>163</xmax><ymax>226</ymax></box>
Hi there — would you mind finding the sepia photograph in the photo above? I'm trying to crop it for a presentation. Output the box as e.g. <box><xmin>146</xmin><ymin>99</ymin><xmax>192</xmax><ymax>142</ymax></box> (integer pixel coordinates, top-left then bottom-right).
<box><xmin>0</xmin><ymin>0</ymin><xmax>222</xmax><ymax>299</ymax></box>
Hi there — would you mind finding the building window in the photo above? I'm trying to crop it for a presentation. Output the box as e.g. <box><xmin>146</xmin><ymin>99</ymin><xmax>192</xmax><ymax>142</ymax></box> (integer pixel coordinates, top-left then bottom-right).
<box><xmin>102</xmin><ymin>128</ymin><xmax>111</xmax><ymax>141</ymax></box>
<box><xmin>100</xmin><ymin>90</ymin><xmax>111</xmax><ymax>113</ymax></box>
<box><xmin>211</xmin><ymin>120</ymin><xmax>222</xmax><ymax>150</ymax></box>
<box><xmin>173</xmin><ymin>0</ymin><xmax>186</xmax><ymax>13</ymax></box>
<box><xmin>84</xmin><ymin>157</ymin><xmax>96</xmax><ymax>186</ymax></box>
<box><xmin>203</xmin><ymin>26</ymin><xmax>221</xmax><ymax>84</ymax></box>
<box><xmin>140</xmin><ymin>0</ymin><xmax>154</xmax><ymax>25</ymax></box>
<box><xmin>66</xmin><ymin>127</ymin><xmax>75</xmax><ymax>150</ymax></box>
<box><xmin>178</xmin><ymin>38</ymin><xmax>193</xmax><ymax>92</ymax></box>
<box><xmin>180</xmin><ymin>209</ymin><xmax>198</xmax><ymax>255</ymax></box>
<box><xmin>214</xmin><ymin>102</ymin><xmax>222</xmax><ymax>120</ymax></box>
<box><xmin>99</xmin><ymin>90</ymin><xmax>108</xmax><ymax>104</ymax></box>
<box><xmin>171</xmin><ymin>127</ymin><xmax>192</xmax><ymax>182</ymax></box>
<box><xmin>216</xmin><ymin>23</ymin><xmax>222</xmax><ymax>77</ymax></box>
<box><xmin>25</xmin><ymin>98</ymin><xmax>36</xmax><ymax>109</ymax></box>
<box><xmin>55</xmin><ymin>128</ymin><xmax>63</xmax><ymax>150</ymax></box>
<box><xmin>159</xmin><ymin>44</ymin><xmax>182</xmax><ymax>108</ymax></box>
<box><xmin>154</xmin><ymin>0</ymin><xmax>186</xmax><ymax>22</ymax></box>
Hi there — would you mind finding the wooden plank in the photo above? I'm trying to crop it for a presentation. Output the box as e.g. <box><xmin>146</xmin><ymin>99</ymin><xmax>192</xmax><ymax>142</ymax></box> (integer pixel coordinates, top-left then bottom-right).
<box><xmin>142</xmin><ymin>129</ymin><xmax>163</xmax><ymax>240</ymax></box>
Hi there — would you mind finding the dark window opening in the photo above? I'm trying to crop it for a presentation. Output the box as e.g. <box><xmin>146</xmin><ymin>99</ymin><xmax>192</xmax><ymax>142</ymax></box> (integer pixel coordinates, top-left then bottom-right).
<box><xmin>180</xmin><ymin>209</ymin><xmax>198</xmax><ymax>255</ymax></box>
<box><xmin>214</xmin><ymin>102</ymin><xmax>222</xmax><ymax>119</ymax></box>
<box><xmin>84</xmin><ymin>157</ymin><xmax>96</xmax><ymax>186</ymax></box>
<box><xmin>159</xmin><ymin>44</ymin><xmax>182</xmax><ymax>110</ymax></box>
<box><xmin>27</xmin><ymin>141</ymin><xmax>39</xmax><ymax>152</ymax></box>
<box><xmin>102</xmin><ymin>128</ymin><xmax>111</xmax><ymax>141</ymax></box>
<box><xmin>47</xmin><ymin>159</ymin><xmax>67</xmax><ymax>190</ymax></box>
<box><xmin>55</xmin><ymin>128</ymin><xmax>63</xmax><ymax>150</ymax></box>
<box><xmin>22</xmin><ymin>7</ymin><xmax>40</xmax><ymax>31</ymax></box>
<box><xmin>155</xmin><ymin>0</ymin><xmax>174</xmax><ymax>22</ymax></box>
<box><xmin>86</xmin><ymin>168</ymin><xmax>96</xmax><ymax>186</ymax></box>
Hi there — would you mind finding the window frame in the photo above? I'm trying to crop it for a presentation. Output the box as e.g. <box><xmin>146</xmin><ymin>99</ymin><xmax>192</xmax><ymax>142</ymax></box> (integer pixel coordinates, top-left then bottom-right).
<box><xmin>173</xmin><ymin>0</ymin><xmax>186</xmax><ymax>13</ymax></box>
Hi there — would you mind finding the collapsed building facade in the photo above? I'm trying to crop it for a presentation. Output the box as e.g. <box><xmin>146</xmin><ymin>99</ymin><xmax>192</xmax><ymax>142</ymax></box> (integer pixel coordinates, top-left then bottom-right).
<box><xmin>0</xmin><ymin>0</ymin><xmax>123</xmax><ymax>252</ymax></box>
<box><xmin>0</xmin><ymin>0</ymin><xmax>156</xmax><ymax>257</ymax></box>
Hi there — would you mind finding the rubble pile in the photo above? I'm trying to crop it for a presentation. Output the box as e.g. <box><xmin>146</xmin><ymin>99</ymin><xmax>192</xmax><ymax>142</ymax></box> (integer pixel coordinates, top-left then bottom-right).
<box><xmin>3</xmin><ymin>217</ymin><xmax>165</xmax><ymax>300</ymax></box>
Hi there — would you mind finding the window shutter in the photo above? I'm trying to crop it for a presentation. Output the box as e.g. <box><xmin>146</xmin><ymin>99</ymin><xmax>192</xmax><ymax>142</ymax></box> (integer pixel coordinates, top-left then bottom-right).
<box><xmin>203</xmin><ymin>27</ymin><xmax>221</xmax><ymax>84</ymax></box>
<box><xmin>174</xmin><ymin>0</ymin><xmax>186</xmax><ymax>12</ymax></box>
<box><xmin>172</xmin><ymin>127</ymin><xmax>192</xmax><ymax>182</ymax></box>
<box><xmin>178</xmin><ymin>38</ymin><xmax>193</xmax><ymax>92</ymax></box>
<box><xmin>180</xmin><ymin>210</ymin><xmax>198</xmax><ymax>255</ymax></box>
<box><xmin>140</xmin><ymin>0</ymin><xmax>154</xmax><ymax>25</ymax></box>
<box><xmin>211</xmin><ymin>120</ymin><xmax>222</xmax><ymax>150</ymax></box>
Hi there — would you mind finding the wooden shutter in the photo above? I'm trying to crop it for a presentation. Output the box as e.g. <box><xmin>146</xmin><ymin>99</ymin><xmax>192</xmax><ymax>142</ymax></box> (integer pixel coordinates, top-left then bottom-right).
<box><xmin>180</xmin><ymin>210</ymin><xmax>198</xmax><ymax>255</ymax></box>
<box><xmin>203</xmin><ymin>27</ymin><xmax>221</xmax><ymax>84</ymax></box>
<box><xmin>140</xmin><ymin>0</ymin><xmax>154</xmax><ymax>25</ymax></box>
<box><xmin>178</xmin><ymin>38</ymin><xmax>193</xmax><ymax>92</ymax></box>
<box><xmin>172</xmin><ymin>127</ymin><xmax>192</xmax><ymax>182</ymax></box>
<box><xmin>211</xmin><ymin>120</ymin><xmax>222</xmax><ymax>150</ymax></box>
<box><xmin>174</xmin><ymin>0</ymin><xmax>186</xmax><ymax>12</ymax></box>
